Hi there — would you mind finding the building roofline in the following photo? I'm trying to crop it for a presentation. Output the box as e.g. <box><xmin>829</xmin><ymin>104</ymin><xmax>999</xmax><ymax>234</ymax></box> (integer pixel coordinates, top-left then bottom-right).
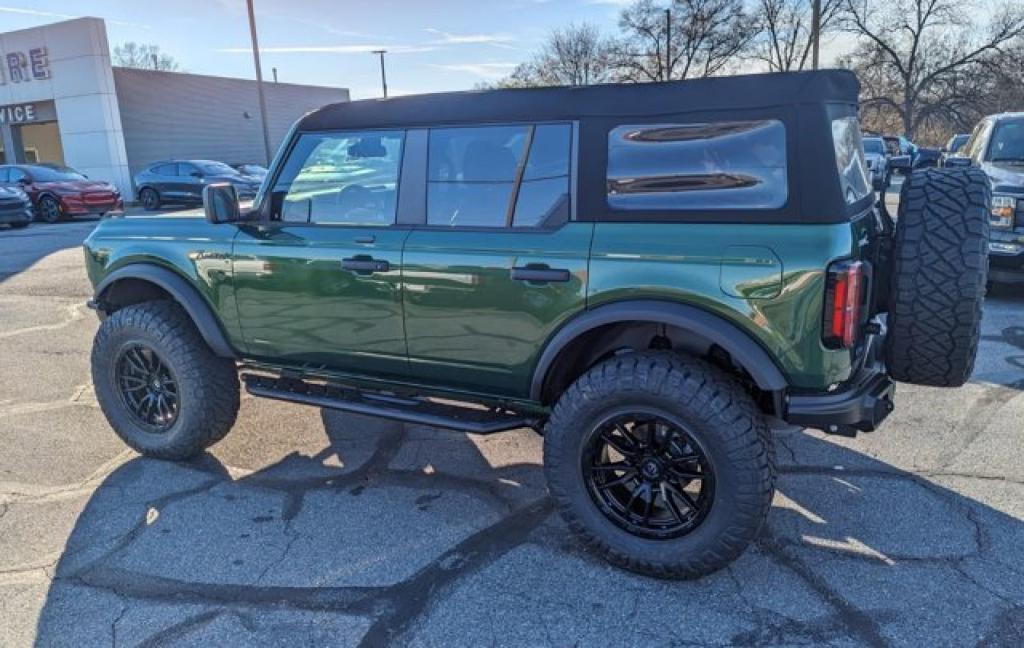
<box><xmin>111</xmin><ymin>66</ymin><xmax>347</xmax><ymax>93</ymax></box>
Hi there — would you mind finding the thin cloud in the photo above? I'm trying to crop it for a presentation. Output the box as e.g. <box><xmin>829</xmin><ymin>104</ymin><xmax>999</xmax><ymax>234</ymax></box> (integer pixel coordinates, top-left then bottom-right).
<box><xmin>424</xmin><ymin>27</ymin><xmax>516</xmax><ymax>47</ymax></box>
<box><xmin>0</xmin><ymin>5</ymin><xmax>150</xmax><ymax>29</ymax></box>
<box><xmin>216</xmin><ymin>44</ymin><xmax>438</xmax><ymax>55</ymax></box>
<box><xmin>431</xmin><ymin>62</ymin><xmax>519</xmax><ymax>81</ymax></box>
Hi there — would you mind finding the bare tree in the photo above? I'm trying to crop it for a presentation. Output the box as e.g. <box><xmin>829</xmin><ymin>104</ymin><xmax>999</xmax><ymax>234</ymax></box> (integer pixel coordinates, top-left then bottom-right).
<box><xmin>113</xmin><ymin>42</ymin><xmax>180</xmax><ymax>71</ymax></box>
<box><xmin>752</xmin><ymin>0</ymin><xmax>843</xmax><ymax>71</ymax></box>
<box><xmin>611</xmin><ymin>0</ymin><xmax>757</xmax><ymax>82</ymax></box>
<box><xmin>495</xmin><ymin>23</ymin><xmax>614</xmax><ymax>88</ymax></box>
<box><xmin>839</xmin><ymin>0</ymin><xmax>1024</xmax><ymax>139</ymax></box>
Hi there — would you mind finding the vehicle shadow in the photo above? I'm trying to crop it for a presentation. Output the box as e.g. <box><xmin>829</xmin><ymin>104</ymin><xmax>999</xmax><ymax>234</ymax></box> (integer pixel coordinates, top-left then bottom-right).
<box><xmin>0</xmin><ymin>220</ymin><xmax>99</xmax><ymax>287</ymax></box>
<box><xmin>31</xmin><ymin>410</ymin><xmax>1024</xmax><ymax>646</ymax></box>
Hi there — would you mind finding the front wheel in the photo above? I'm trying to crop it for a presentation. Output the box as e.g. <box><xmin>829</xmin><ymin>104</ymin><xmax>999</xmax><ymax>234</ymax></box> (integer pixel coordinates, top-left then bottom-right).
<box><xmin>91</xmin><ymin>300</ymin><xmax>240</xmax><ymax>460</ymax></box>
<box><xmin>543</xmin><ymin>352</ymin><xmax>774</xmax><ymax>579</ymax></box>
<box><xmin>36</xmin><ymin>196</ymin><xmax>63</xmax><ymax>223</ymax></box>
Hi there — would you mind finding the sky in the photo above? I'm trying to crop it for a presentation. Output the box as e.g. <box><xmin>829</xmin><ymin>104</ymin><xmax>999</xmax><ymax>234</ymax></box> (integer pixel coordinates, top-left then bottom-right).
<box><xmin>0</xmin><ymin>0</ymin><xmax>856</xmax><ymax>100</ymax></box>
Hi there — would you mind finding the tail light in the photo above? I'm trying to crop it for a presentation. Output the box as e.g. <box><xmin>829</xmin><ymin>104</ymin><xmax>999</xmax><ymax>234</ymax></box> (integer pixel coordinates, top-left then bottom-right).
<box><xmin>823</xmin><ymin>260</ymin><xmax>864</xmax><ymax>349</ymax></box>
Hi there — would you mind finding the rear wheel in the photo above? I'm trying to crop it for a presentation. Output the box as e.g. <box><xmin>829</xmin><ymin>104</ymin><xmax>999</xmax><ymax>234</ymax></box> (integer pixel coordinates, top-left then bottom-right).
<box><xmin>885</xmin><ymin>168</ymin><xmax>991</xmax><ymax>386</ymax></box>
<box><xmin>91</xmin><ymin>300</ymin><xmax>239</xmax><ymax>460</ymax></box>
<box><xmin>36</xmin><ymin>196</ymin><xmax>63</xmax><ymax>223</ymax></box>
<box><xmin>140</xmin><ymin>188</ymin><xmax>161</xmax><ymax>211</ymax></box>
<box><xmin>544</xmin><ymin>351</ymin><xmax>774</xmax><ymax>579</ymax></box>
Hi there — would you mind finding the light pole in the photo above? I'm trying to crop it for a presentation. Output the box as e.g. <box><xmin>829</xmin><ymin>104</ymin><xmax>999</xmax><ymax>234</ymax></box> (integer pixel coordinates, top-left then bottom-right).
<box><xmin>372</xmin><ymin>49</ymin><xmax>388</xmax><ymax>98</ymax></box>
<box><xmin>246</xmin><ymin>0</ymin><xmax>273</xmax><ymax>166</ymax></box>
<box><xmin>811</xmin><ymin>0</ymin><xmax>821</xmax><ymax>70</ymax></box>
<box><xmin>664</xmin><ymin>8</ymin><xmax>671</xmax><ymax>81</ymax></box>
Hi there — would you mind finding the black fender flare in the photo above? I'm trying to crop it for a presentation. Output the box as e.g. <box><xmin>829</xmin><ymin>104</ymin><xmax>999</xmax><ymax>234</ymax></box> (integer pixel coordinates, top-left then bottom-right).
<box><xmin>95</xmin><ymin>264</ymin><xmax>236</xmax><ymax>358</ymax></box>
<box><xmin>530</xmin><ymin>300</ymin><xmax>788</xmax><ymax>401</ymax></box>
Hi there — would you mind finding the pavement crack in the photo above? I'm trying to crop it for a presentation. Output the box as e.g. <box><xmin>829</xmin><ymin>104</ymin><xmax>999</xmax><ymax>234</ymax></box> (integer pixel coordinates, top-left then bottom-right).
<box><xmin>110</xmin><ymin>599</ymin><xmax>128</xmax><ymax>648</ymax></box>
<box><xmin>757</xmin><ymin>530</ymin><xmax>888</xmax><ymax>648</ymax></box>
<box><xmin>357</xmin><ymin>497</ymin><xmax>553</xmax><ymax>647</ymax></box>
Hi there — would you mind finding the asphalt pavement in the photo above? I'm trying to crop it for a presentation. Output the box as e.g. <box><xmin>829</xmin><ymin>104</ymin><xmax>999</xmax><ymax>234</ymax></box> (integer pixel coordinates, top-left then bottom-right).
<box><xmin>0</xmin><ymin>208</ymin><xmax>1022</xmax><ymax>647</ymax></box>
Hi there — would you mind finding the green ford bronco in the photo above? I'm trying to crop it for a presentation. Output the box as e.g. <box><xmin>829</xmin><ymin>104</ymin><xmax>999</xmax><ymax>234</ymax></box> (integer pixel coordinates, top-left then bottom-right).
<box><xmin>84</xmin><ymin>70</ymin><xmax>991</xmax><ymax>579</ymax></box>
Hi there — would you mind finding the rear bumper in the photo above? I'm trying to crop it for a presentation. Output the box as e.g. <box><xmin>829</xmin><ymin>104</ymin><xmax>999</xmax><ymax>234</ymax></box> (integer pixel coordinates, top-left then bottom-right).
<box><xmin>786</xmin><ymin>368</ymin><xmax>895</xmax><ymax>435</ymax></box>
<box><xmin>784</xmin><ymin>322</ymin><xmax>895</xmax><ymax>436</ymax></box>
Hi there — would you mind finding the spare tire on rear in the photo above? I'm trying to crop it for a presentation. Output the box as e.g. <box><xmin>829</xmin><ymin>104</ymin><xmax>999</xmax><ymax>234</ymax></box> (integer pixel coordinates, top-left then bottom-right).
<box><xmin>885</xmin><ymin>167</ymin><xmax>991</xmax><ymax>387</ymax></box>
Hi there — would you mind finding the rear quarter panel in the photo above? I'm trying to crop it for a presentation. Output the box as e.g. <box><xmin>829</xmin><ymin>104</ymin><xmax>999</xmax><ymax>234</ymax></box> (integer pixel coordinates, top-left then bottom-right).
<box><xmin>589</xmin><ymin>221</ymin><xmax>859</xmax><ymax>390</ymax></box>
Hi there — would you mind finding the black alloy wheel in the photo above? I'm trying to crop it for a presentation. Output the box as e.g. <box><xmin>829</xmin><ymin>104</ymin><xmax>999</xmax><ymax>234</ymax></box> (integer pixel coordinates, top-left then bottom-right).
<box><xmin>582</xmin><ymin>411</ymin><xmax>714</xmax><ymax>540</ymax></box>
<box><xmin>140</xmin><ymin>188</ymin><xmax>160</xmax><ymax>211</ymax></box>
<box><xmin>37</xmin><ymin>196</ymin><xmax>63</xmax><ymax>223</ymax></box>
<box><xmin>114</xmin><ymin>343</ymin><xmax>179</xmax><ymax>432</ymax></box>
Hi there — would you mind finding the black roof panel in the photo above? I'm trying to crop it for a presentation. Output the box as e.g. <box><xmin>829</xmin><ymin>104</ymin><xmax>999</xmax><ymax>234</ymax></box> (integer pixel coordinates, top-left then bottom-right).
<box><xmin>298</xmin><ymin>69</ymin><xmax>859</xmax><ymax>131</ymax></box>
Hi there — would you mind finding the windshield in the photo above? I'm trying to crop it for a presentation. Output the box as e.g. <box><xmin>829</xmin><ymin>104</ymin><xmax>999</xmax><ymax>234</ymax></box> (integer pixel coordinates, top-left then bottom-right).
<box><xmin>862</xmin><ymin>138</ymin><xmax>884</xmax><ymax>155</ymax></box>
<box><xmin>198</xmin><ymin>161</ymin><xmax>239</xmax><ymax>176</ymax></box>
<box><xmin>988</xmin><ymin>120</ymin><xmax>1024</xmax><ymax>162</ymax></box>
<box><xmin>29</xmin><ymin>166</ymin><xmax>87</xmax><ymax>182</ymax></box>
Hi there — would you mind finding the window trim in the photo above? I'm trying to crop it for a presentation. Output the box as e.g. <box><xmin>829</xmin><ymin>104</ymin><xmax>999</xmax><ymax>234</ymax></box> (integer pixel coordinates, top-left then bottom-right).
<box><xmin>258</xmin><ymin>120</ymin><xmax>578</xmax><ymax>232</ymax></box>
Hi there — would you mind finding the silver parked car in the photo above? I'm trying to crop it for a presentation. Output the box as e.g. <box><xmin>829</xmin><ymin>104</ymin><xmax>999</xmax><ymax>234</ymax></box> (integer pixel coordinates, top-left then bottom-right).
<box><xmin>862</xmin><ymin>136</ymin><xmax>891</xmax><ymax>190</ymax></box>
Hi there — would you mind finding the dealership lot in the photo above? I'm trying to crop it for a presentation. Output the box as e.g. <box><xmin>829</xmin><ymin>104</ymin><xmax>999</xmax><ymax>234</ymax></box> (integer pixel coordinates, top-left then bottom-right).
<box><xmin>1</xmin><ymin>216</ymin><xmax>1022</xmax><ymax>647</ymax></box>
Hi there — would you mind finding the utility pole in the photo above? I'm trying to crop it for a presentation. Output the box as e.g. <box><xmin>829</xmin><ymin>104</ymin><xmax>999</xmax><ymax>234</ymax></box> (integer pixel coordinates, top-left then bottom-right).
<box><xmin>246</xmin><ymin>0</ymin><xmax>273</xmax><ymax>166</ymax></box>
<box><xmin>811</xmin><ymin>0</ymin><xmax>821</xmax><ymax>70</ymax></box>
<box><xmin>372</xmin><ymin>50</ymin><xmax>388</xmax><ymax>98</ymax></box>
<box><xmin>664</xmin><ymin>8</ymin><xmax>671</xmax><ymax>81</ymax></box>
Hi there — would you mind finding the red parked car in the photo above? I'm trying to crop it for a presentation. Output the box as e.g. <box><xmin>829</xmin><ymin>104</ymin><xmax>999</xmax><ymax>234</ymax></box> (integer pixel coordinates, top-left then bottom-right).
<box><xmin>0</xmin><ymin>164</ymin><xmax>123</xmax><ymax>223</ymax></box>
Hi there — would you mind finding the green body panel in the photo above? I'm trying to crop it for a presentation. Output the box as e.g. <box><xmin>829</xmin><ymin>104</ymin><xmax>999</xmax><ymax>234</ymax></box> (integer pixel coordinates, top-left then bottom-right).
<box><xmin>588</xmin><ymin>221</ymin><xmax>860</xmax><ymax>389</ymax></box>
<box><xmin>84</xmin><ymin>212</ymin><xmax>864</xmax><ymax>404</ymax></box>
<box><xmin>83</xmin><ymin>214</ymin><xmax>245</xmax><ymax>351</ymax></box>
<box><xmin>401</xmin><ymin>223</ymin><xmax>593</xmax><ymax>394</ymax></box>
<box><xmin>230</xmin><ymin>223</ymin><xmax>409</xmax><ymax>378</ymax></box>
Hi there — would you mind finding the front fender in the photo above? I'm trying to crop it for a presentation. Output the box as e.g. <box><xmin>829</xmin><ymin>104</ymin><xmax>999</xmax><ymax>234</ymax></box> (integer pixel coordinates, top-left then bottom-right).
<box><xmin>95</xmin><ymin>264</ymin><xmax>237</xmax><ymax>358</ymax></box>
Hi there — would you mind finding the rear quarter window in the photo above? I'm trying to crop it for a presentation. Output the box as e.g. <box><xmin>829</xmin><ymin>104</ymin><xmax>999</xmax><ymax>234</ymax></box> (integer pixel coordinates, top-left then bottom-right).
<box><xmin>606</xmin><ymin>120</ymin><xmax>788</xmax><ymax>211</ymax></box>
<box><xmin>831</xmin><ymin>116</ymin><xmax>871</xmax><ymax>205</ymax></box>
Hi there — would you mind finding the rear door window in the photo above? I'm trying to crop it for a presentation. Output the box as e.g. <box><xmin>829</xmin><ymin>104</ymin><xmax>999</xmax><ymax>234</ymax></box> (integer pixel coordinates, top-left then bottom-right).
<box><xmin>427</xmin><ymin>123</ymin><xmax>572</xmax><ymax>228</ymax></box>
<box><xmin>606</xmin><ymin>120</ymin><xmax>788</xmax><ymax>211</ymax></box>
<box><xmin>427</xmin><ymin>125</ymin><xmax>527</xmax><ymax>227</ymax></box>
<box><xmin>513</xmin><ymin>124</ymin><xmax>571</xmax><ymax>228</ymax></box>
<box><xmin>152</xmin><ymin>164</ymin><xmax>176</xmax><ymax>176</ymax></box>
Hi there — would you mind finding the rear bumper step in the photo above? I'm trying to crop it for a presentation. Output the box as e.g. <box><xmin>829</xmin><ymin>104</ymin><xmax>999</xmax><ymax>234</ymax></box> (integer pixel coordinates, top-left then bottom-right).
<box><xmin>785</xmin><ymin>368</ymin><xmax>895</xmax><ymax>437</ymax></box>
<box><xmin>242</xmin><ymin>374</ymin><xmax>535</xmax><ymax>434</ymax></box>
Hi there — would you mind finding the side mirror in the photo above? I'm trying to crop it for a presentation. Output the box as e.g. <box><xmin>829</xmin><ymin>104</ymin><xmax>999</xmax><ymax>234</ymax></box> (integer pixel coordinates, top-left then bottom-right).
<box><xmin>945</xmin><ymin>156</ymin><xmax>972</xmax><ymax>168</ymax></box>
<box><xmin>203</xmin><ymin>183</ymin><xmax>240</xmax><ymax>224</ymax></box>
<box><xmin>190</xmin><ymin>171</ymin><xmax>204</xmax><ymax>178</ymax></box>
<box><xmin>889</xmin><ymin>155</ymin><xmax>912</xmax><ymax>171</ymax></box>
<box><xmin>17</xmin><ymin>177</ymin><xmax>29</xmax><ymax>185</ymax></box>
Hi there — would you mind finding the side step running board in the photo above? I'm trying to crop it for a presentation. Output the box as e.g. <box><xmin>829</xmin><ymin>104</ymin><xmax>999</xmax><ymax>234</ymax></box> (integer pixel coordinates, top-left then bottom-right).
<box><xmin>242</xmin><ymin>374</ymin><xmax>535</xmax><ymax>435</ymax></box>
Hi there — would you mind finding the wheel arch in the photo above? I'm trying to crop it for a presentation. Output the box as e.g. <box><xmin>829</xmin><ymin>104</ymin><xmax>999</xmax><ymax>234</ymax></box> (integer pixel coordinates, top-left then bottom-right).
<box><xmin>94</xmin><ymin>264</ymin><xmax>236</xmax><ymax>358</ymax></box>
<box><xmin>530</xmin><ymin>300</ymin><xmax>788</xmax><ymax>406</ymax></box>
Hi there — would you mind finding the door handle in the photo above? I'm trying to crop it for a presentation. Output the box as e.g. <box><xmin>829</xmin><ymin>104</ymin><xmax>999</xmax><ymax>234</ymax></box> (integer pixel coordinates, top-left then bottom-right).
<box><xmin>510</xmin><ymin>266</ymin><xmax>571</xmax><ymax>283</ymax></box>
<box><xmin>354</xmin><ymin>235</ymin><xmax>376</xmax><ymax>244</ymax></box>
<box><xmin>341</xmin><ymin>257</ymin><xmax>390</xmax><ymax>274</ymax></box>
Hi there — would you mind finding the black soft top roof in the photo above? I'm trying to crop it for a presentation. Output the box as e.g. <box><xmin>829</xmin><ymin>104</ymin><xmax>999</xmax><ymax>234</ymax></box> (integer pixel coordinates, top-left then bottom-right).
<box><xmin>298</xmin><ymin>69</ymin><xmax>859</xmax><ymax>131</ymax></box>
